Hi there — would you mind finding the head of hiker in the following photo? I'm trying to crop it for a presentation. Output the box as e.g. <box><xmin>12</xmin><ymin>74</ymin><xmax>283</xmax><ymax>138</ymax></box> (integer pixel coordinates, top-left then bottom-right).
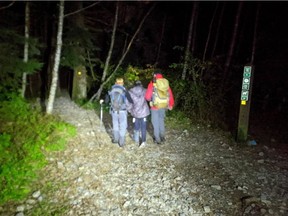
<box><xmin>153</xmin><ymin>72</ymin><xmax>163</xmax><ymax>79</ymax></box>
<box><xmin>115</xmin><ymin>78</ymin><xmax>124</xmax><ymax>85</ymax></box>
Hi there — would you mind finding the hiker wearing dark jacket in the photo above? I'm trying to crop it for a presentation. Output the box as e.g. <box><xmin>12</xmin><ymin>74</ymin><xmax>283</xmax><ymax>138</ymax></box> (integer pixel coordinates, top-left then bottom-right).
<box><xmin>105</xmin><ymin>78</ymin><xmax>133</xmax><ymax>147</ymax></box>
<box><xmin>145</xmin><ymin>72</ymin><xmax>174</xmax><ymax>144</ymax></box>
<box><xmin>127</xmin><ymin>81</ymin><xmax>150</xmax><ymax>147</ymax></box>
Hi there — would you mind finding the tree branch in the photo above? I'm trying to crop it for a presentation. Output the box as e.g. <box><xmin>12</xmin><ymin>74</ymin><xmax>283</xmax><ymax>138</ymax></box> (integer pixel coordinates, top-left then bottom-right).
<box><xmin>0</xmin><ymin>1</ymin><xmax>15</xmax><ymax>10</ymax></box>
<box><xmin>64</xmin><ymin>1</ymin><xmax>101</xmax><ymax>18</ymax></box>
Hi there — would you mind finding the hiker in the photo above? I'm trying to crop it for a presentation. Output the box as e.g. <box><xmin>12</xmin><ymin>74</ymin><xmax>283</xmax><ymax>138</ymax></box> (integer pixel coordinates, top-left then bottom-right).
<box><xmin>145</xmin><ymin>72</ymin><xmax>174</xmax><ymax>144</ymax></box>
<box><xmin>105</xmin><ymin>78</ymin><xmax>133</xmax><ymax>147</ymax></box>
<box><xmin>127</xmin><ymin>80</ymin><xmax>150</xmax><ymax>147</ymax></box>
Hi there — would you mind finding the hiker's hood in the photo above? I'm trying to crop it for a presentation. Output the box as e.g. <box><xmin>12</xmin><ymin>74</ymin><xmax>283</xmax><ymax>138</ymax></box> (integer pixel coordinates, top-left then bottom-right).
<box><xmin>155</xmin><ymin>73</ymin><xmax>163</xmax><ymax>79</ymax></box>
<box><xmin>130</xmin><ymin>85</ymin><xmax>145</xmax><ymax>97</ymax></box>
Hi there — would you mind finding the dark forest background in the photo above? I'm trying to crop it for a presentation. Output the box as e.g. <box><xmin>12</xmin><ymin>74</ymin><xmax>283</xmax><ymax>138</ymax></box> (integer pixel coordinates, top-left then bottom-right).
<box><xmin>1</xmin><ymin>1</ymin><xmax>288</xmax><ymax>147</ymax></box>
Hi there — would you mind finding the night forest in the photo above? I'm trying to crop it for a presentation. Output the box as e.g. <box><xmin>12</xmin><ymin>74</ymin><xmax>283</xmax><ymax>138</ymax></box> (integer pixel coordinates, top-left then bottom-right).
<box><xmin>1</xmin><ymin>1</ymin><xmax>288</xmax><ymax>145</ymax></box>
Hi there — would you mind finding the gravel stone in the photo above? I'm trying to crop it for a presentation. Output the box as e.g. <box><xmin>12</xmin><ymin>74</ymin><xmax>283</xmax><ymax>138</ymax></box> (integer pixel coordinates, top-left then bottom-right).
<box><xmin>0</xmin><ymin>96</ymin><xmax>287</xmax><ymax>216</ymax></box>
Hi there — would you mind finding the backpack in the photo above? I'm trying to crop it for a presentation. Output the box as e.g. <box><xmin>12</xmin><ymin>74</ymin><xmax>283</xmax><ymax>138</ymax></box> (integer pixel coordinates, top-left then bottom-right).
<box><xmin>152</xmin><ymin>78</ymin><xmax>169</xmax><ymax>109</ymax></box>
<box><xmin>109</xmin><ymin>86</ymin><xmax>126</xmax><ymax>112</ymax></box>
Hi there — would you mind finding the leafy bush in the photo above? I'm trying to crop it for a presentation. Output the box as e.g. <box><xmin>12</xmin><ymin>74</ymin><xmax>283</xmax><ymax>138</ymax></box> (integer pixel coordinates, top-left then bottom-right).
<box><xmin>0</xmin><ymin>94</ymin><xmax>76</xmax><ymax>204</ymax></box>
<box><xmin>0</xmin><ymin>28</ymin><xmax>43</xmax><ymax>98</ymax></box>
<box><xmin>169</xmin><ymin>56</ymin><xmax>226</xmax><ymax>128</ymax></box>
<box><xmin>166</xmin><ymin>109</ymin><xmax>192</xmax><ymax>130</ymax></box>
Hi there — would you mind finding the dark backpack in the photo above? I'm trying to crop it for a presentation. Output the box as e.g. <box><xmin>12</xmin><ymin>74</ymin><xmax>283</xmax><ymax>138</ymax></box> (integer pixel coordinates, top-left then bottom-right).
<box><xmin>109</xmin><ymin>86</ymin><xmax>126</xmax><ymax>112</ymax></box>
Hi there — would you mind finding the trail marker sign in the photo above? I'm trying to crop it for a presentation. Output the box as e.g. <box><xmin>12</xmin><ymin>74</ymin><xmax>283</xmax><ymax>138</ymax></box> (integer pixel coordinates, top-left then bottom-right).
<box><xmin>237</xmin><ymin>65</ymin><xmax>254</xmax><ymax>142</ymax></box>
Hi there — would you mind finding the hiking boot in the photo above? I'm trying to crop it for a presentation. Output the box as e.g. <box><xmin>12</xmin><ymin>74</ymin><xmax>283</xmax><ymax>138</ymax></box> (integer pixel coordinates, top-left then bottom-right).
<box><xmin>153</xmin><ymin>137</ymin><xmax>161</xmax><ymax>145</ymax></box>
<box><xmin>160</xmin><ymin>136</ymin><xmax>166</xmax><ymax>142</ymax></box>
<box><xmin>119</xmin><ymin>136</ymin><xmax>125</xmax><ymax>147</ymax></box>
<box><xmin>112</xmin><ymin>139</ymin><xmax>118</xmax><ymax>144</ymax></box>
<box><xmin>139</xmin><ymin>142</ymin><xmax>146</xmax><ymax>148</ymax></box>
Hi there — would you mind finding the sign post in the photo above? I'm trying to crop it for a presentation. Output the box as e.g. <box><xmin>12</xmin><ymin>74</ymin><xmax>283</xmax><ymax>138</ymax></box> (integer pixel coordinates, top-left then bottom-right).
<box><xmin>237</xmin><ymin>65</ymin><xmax>254</xmax><ymax>142</ymax></box>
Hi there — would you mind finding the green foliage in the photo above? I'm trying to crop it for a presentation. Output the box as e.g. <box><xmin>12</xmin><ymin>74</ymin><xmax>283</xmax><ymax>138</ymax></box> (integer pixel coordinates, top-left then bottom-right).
<box><xmin>0</xmin><ymin>28</ymin><xmax>43</xmax><ymax>97</ymax></box>
<box><xmin>122</xmin><ymin>65</ymin><xmax>154</xmax><ymax>88</ymax></box>
<box><xmin>169</xmin><ymin>56</ymin><xmax>225</xmax><ymax>127</ymax></box>
<box><xmin>166</xmin><ymin>109</ymin><xmax>192</xmax><ymax>130</ymax></box>
<box><xmin>0</xmin><ymin>94</ymin><xmax>76</xmax><ymax>205</ymax></box>
<box><xmin>61</xmin><ymin>24</ymin><xmax>100</xmax><ymax>69</ymax></box>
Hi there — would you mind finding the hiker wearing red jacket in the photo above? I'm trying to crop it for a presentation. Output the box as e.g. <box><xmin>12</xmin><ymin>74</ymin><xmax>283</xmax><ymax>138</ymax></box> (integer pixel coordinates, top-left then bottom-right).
<box><xmin>145</xmin><ymin>72</ymin><xmax>175</xmax><ymax>144</ymax></box>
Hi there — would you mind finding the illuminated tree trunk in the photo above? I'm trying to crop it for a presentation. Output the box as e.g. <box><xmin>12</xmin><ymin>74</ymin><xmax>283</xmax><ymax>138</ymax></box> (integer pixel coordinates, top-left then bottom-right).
<box><xmin>21</xmin><ymin>1</ymin><xmax>29</xmax><ymax>98</ymax></box>
<box><xmin>71</xmin><ymin>1</ymin><xmax>87</xmax><ymax>101</ymax></box>
<box><xmin>72</xmin><ymin>66</ymin><xmax>87</xmax><ymax>100</ymax></box>
<box><xmin>101</xmin><ymin>1</ymin><xmax>119</xmax><ymax>83</ymax></box>
<box><xmin>46</xmin><ymin>0</ymin><xmax>64</xmax><ymax>114</ymax></box>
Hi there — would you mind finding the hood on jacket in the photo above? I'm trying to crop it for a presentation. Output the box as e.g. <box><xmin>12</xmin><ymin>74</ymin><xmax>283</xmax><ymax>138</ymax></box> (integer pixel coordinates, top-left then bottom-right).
<box><xmin>154</xmin><ymin>73</ymin><xmax>163</xmax><ymax>79</ymax></box>
<box><xmin>130</xmin><ymin>85</ymin><xmax>145</xmax><ymax>98</ymax></box>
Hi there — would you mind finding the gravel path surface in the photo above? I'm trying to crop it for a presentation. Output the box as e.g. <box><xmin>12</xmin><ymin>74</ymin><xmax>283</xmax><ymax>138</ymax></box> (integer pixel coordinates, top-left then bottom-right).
<box><xmin>2</xmin><ymin>96</ymin><xmax>287</xmax><ymax>216</ymax></box>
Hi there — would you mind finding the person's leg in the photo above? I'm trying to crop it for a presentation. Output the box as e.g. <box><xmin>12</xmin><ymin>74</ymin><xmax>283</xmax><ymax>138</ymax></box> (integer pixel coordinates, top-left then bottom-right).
<box><xmin>159</xmin><ymin>109</ymin><xmax>166</xmax><ymax>141</ymax></box>
<box><xmin>118</xmin><ymin>111</ymin><xmax>128</xmax><ymax>147</ymax></box>
<box><xmin>141</xmin><ymin>117</ymin><xmax>147</xmax><ymax>143</ymax></box>
<box><xmin>133</xmin><ymin>118</ymin><xmax>140</xmax><ymax>144</ymax></box>
<box><xmin>112</xmin><ymin>112</ymin><xmax>119</xmax><ymax>143</ymax></box>
<box><xmin>151</xmin><ymin>109</ymin><xmax>161</xmax><ymax>143</ymax></box>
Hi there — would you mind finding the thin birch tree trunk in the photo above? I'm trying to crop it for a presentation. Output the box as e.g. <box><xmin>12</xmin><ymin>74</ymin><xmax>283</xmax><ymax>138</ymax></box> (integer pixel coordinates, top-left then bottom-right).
<box><xmin>21</xmin><ymin>1</ymin><xmax>29</xmax><ymax>98</ymax></box>
<box><xmin>101</xmin><ymin>1</ymin><xmax>119</xmax><ymax>82</ymax></box>
<box><xmin>89</xmin><ymin>3</ymin><xmax>156</xmax><ymax>102</ymax></box>
<box><xmin>46</xmin><ymin>0</ymin><xmax>64</xmax><ymax>114</ymax></box>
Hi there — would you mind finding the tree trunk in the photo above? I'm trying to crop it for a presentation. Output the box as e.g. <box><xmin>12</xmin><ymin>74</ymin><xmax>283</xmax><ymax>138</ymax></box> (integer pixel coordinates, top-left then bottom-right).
<box><xmin>46</xmin><ymin>0</ymin><xmax>64</xmax><ymax>114</ymax></box>
<box><xmin>21</xmin><ymin>1</ymin><xmax>30</xmax><ymax>98</ymax></box>
<box><xmin>72</xmin><ymin>66</ymin><xmax>87</xmax><ymax>100</ymax></box>
<box><xmin>191</xmin><ymin>2</ymin><xmax>199</xmax><ymax>57</ymax></box>
<box><xmin>71</xmin><ymin>1</ymin><xmax>87</xmax><ymax>101</ymax></box>
<box><xmin>154</xmin><ymin>14</ymin><xmax>166</xmax><ymax>66</ymax></box>
<box><xmin>101</xmin><ymin>1</ymin><xmax>119</xmax><ymax>82</ymax></box>
<box><xmin>221</xmin><ymin>1</ymin><xmax>243</xmax><ymax>92</ymax></box>
<box><xmin>182</xmin><ymin>2</ymin><xmax>198</xmax><ymax>80</ymax></box>
<box><xmin>250</xmin><ymin>2</ymin><xmax>260</xmax><ymax>65</ymax></box>
<box><xmin>89</xmin><ymin>3</ymin><xmax>156</xmax><ymax>102</ymax></box>
<box><xmin>203</xmin><ymin>1</ymin><xmax>219</xmax><ymax>61</ymax></box>
<box><xmin>211</xmin><ymin>2</ymin><xmax>225</xmax><ymax>59</ymax></box>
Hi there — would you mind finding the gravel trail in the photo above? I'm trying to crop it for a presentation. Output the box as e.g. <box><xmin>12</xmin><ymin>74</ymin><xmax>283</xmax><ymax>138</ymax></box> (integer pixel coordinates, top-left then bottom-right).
<box><xmin>2</xmin><ymin>96</ymin><xmax>287</xmax><ymax>216</ymax></box>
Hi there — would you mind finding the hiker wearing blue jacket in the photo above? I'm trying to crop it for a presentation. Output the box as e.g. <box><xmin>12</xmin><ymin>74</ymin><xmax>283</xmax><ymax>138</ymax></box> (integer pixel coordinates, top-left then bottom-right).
<box><xmin>105</xmin><ymin>78</ymin><xmax>133</xmax><ymax>147</ymax></box>
<box><xmin>127</xmin><ymin>80</ymin><xmax>150</xmax><ymax>147</ymax></box>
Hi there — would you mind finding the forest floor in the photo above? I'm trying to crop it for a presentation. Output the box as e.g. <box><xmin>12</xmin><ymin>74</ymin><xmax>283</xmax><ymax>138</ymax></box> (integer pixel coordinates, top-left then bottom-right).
<box><xmin>1</xmin><ymin>95</ymin><xmax>288</xmax><ymax>216</ymax></box>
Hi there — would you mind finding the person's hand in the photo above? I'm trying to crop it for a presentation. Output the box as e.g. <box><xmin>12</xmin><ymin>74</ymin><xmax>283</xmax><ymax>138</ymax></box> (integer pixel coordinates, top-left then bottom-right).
<box><xmin>168</xmin><ymin>106</ymin><xmax>173</xmax><ymax>110</ymax></box>
<box><xmin>100</xmin><ymin>99</ymin><xmax>104</xmax><ymax>104</ymax></box>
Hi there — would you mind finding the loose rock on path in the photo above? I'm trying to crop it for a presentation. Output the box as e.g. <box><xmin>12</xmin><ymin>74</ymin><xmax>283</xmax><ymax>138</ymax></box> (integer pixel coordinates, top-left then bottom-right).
<box><xmin>2</xmin><ymin>96</ymin><xmax>288</xmax><ymax>216</ymax></box>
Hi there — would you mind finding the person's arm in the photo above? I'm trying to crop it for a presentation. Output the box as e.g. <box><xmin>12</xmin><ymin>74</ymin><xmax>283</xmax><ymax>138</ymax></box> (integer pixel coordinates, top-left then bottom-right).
<box><xmin>145</xmin><ymin>81</ymin><xmax>153</xmax><ymax>101</ymax></box>
<box><xmin>125</xmin><ymin>91</ymin><xmax>134</xmax><ymax>104</ymax></box>
<box><xmin>168</xmin><ymin>87</ymin><xmax>175</xmax><ymax>110</ymax></box>
<box><xmin>104</xmin><ymin>93</ymin><xmax>110</xmax><ymax>104</ymax></box>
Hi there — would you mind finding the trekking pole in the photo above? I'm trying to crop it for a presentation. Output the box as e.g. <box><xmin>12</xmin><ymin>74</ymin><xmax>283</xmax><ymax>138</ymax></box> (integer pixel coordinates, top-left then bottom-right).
<box><xmin>99</xmin><ymin>99</ymin><xmax>104</xmax><ymax>128</ymax></box>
